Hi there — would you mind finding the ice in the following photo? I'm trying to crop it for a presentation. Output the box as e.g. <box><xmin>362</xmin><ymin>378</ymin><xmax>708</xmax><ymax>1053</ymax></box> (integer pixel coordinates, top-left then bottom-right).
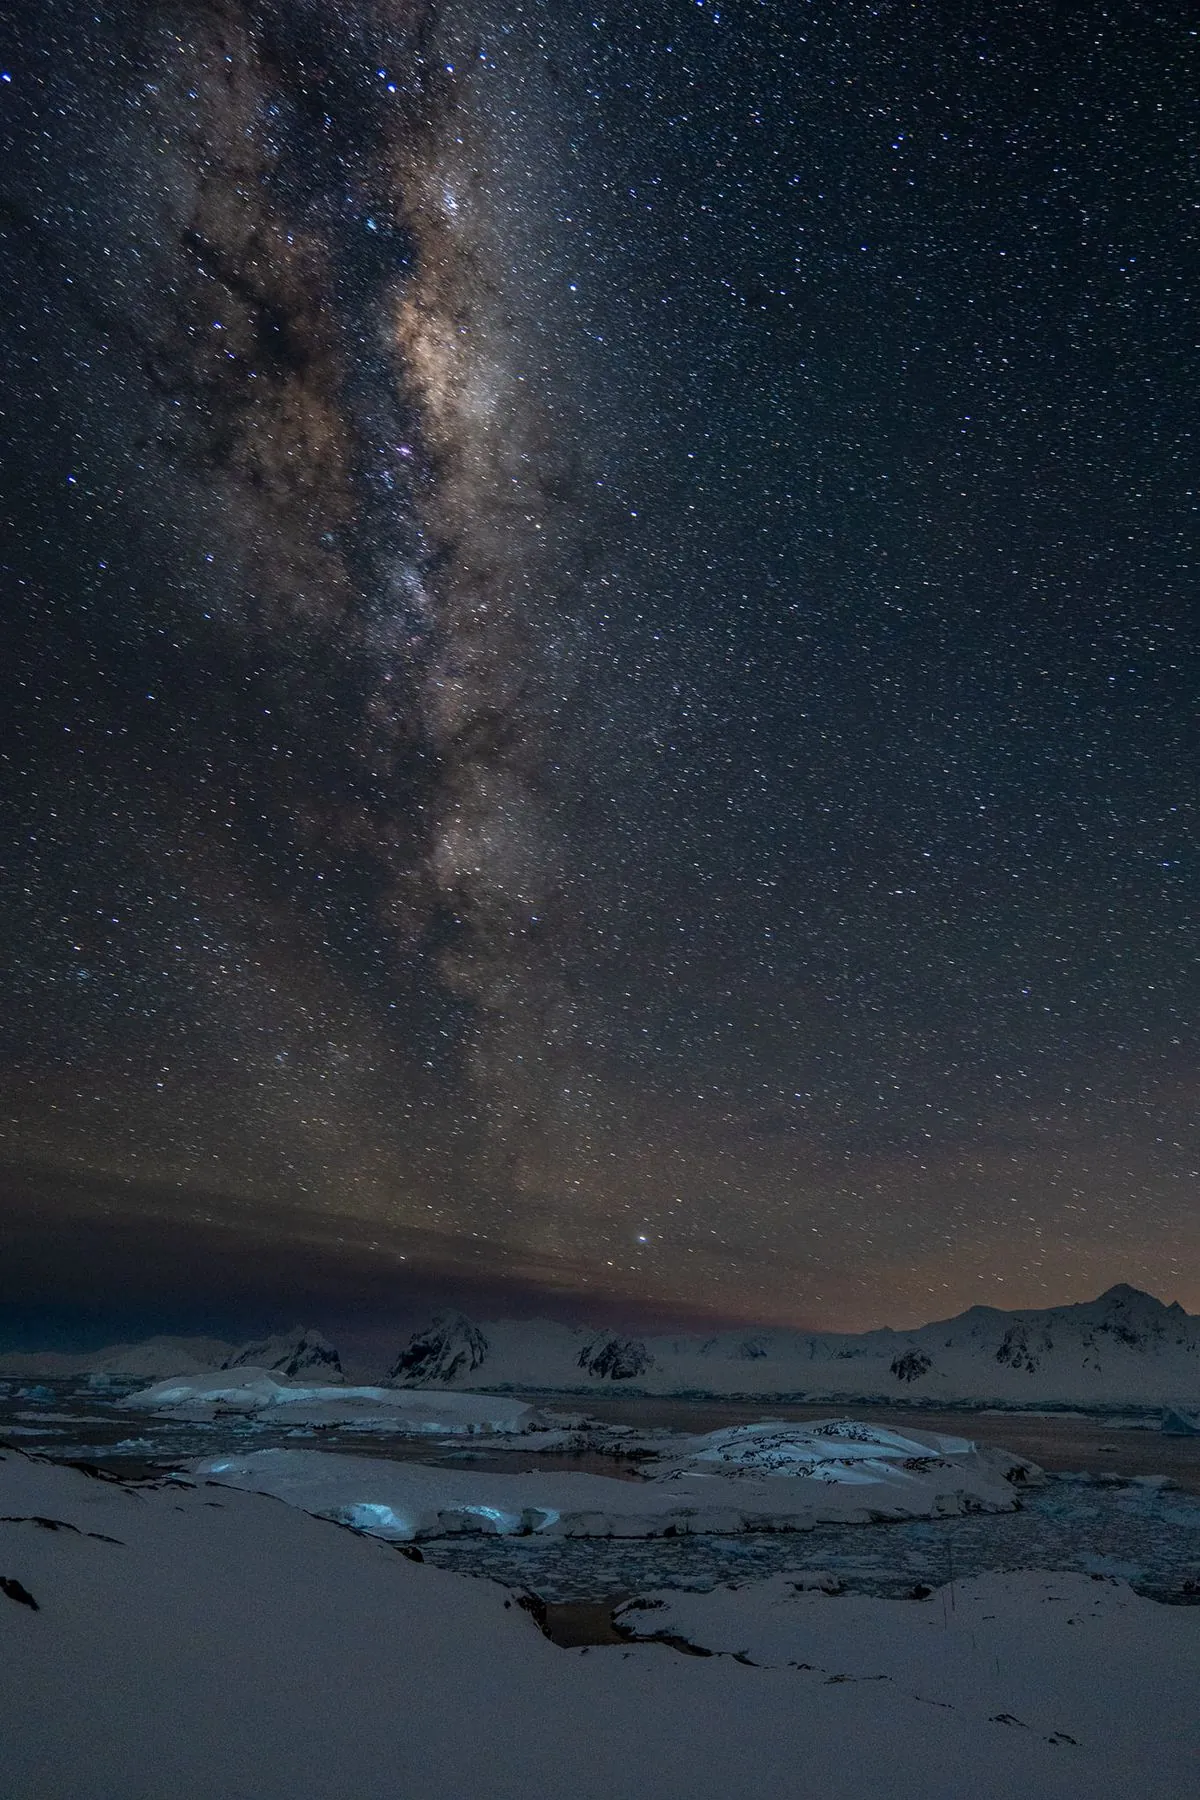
<box><xmin>191</xmin><ymin>1417</ymin><xmax>1030</xmax><ymax>1540</ymax></box>
<box><xmin>659</xmin><ymin>1418</ymin><xmax>978</xmax><ymax>1479</ymax></box>
<box><xmin>124</xmin><ymin>1372</ymin><xmax>546</xmax><ymax>1434</ymax></box>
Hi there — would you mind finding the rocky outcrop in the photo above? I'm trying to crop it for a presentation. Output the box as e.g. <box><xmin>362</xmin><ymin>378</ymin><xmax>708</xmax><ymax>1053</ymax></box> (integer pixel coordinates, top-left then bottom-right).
<box><xmin>222</xmin><ymin>1329</ymin><xmax>343</xmax><ymax>1382</ymax></box>
<box><xmin>388</xmin><ymin>1314</ymin><xmax>490</xmax><ymax>1387</ymax></box>
<box><xmin>890</xmin><ymin>1349</ymin><xmax>932</xmax><ymax>1384</ymax></box>
<box><xmin>577</xmin><ymin>1334</ymin><xmax>652</xmax><ymax>1381</ymax></box>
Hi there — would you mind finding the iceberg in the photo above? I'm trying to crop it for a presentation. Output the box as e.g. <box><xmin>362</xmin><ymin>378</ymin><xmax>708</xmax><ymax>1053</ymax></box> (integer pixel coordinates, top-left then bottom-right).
<box><xmin>124</xmin><ymin>1371</ymin><xmax>545</xmax><ymax>1435</ymax></box>
<box><xmin>191</xmin><ymin>1419</ymin><xmax>1033</xmax><ymax>1540</ymax></box>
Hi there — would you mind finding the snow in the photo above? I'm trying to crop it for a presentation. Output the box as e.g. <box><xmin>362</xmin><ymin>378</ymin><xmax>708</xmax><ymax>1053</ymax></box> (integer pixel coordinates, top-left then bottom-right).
<box><xmin>221</xmin><ymin>1326</ymin><xmax>344</xmax><ymax>1381</ymax></box>
<box><xmin>0</xmin><ymin>1335</ymin><xmax>236</xmax><ymax>1382</ymax></box>
<box><xmin>615</xmin><ymin>1568</ymin><xmax>1200</xmax><ymax>1791</ymax></box>
<box><xmin>2</xmin><ymin>1444</ymin><xmax>1195</xmax><ymax>1798</ymax></box>
<box><xmin>0</xmin><ymin>1325</ymin><xmax>345</xmax><ymax>1386</ymax></box>
<box><xmin>190</xmin><ymin>1419</ymin><xmax>1031</xmax><ymax>1539</ymax></box>
<box><xmin>124</xmin><ymin>1372</ymin><xmax>545</xmax><ymax>1434</ymax></box>
<box><xmin>384</xmin><ymin>1284</ymin><xmax>1200</xmax><ymax>1406</ymax></box>
<box><xmin>7</xmin><ymin>1283</ymin><xmax>1199</xmax><ymax>1406</ymax></box>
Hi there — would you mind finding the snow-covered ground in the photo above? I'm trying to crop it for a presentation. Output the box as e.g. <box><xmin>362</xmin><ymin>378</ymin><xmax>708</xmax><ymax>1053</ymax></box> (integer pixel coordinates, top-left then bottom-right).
<box><xmin>191</xmin><ymin>1420</ymin><xmax>1032</xmax><ymax>1539</ymax></box>
<box><xmin>0</xmin><ymin>1325</ymin><xmax>339</xmax><ymax>1384</ymax></box>
<box><xmin>614</xmin><ymin>1568</ymin><xmax>1200</xmax><ymax>1791</ymax></box>
<box><xmin>4</xmin><ymin>1444</ymin><xmax>1197</xmax><ymax>1799</ymax></box>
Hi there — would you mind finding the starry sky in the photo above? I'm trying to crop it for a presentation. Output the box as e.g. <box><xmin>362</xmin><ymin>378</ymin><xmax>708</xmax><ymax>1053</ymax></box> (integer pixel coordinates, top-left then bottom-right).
<box><xmin>1</xmin><ymin>0</ymin><xmax>1196</xmax><ymax>1341</ymax></box>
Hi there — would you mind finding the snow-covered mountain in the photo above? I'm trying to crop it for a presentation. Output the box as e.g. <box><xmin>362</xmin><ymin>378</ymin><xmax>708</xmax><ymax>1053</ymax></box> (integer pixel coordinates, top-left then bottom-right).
<box><xmin>0</xmin><ymin>1335</ymin><xmax>237</xmax><ymax>1382</ymax></box>
<box><xmin>5</xmin><ymin>1287</ymin><xmax>1197</xmax><ymax>1406</ymax></box>
<box><xmin>221</xmin><ymin>1327</ymin><xmax>343</xmax><ymax>1382</ymax></box>
<box><xmin>0</xmin><ymin>1326</ymin><xmax>342</xmax><ymax>1384</ymax></box>
<box><xmin>385</xmin><ymin>1286</ymin><xmax>1200</xmax><ymax>1407</ymax></box>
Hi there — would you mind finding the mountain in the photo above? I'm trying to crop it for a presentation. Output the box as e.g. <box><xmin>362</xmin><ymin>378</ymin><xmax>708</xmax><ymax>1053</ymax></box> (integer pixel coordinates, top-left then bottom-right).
<box><xmin>222</xmin><ymin>1328</ymin><xmax>343</xmax><ymax>1382</ymax></box>
<box><xmin>385</xmin><ymin>1286</ymin><xmax>1200</xmax><ymax>1407</ymax></box>
<box><xmin>0</xmin><ymin>1336</ymin><xmax>236</xmax><ymax>1382</ymax></box>
<box><xmin>386</xmin><ymin>1313</ymin><xmax>488</xmax><ymax>1386</ymax></box>
<box><xmin>0</xmin><ymin>1326</ymin><xmax>343</xmax><ymax>1384</ymax></box>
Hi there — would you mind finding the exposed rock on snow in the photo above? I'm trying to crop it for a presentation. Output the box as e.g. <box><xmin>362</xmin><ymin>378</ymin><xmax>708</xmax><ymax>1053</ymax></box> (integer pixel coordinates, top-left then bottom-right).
<box><xmin>889</xmin><ymin>1350</ymin><xmax>932</xmax><ymax>1383</ymax></box>
<box><xmin>379</xmin><ymin>1285</ymin><xmax>1200</xmax><ymax>1405</ymax></box>
<box><xmin>577</xmin><ymin>1333</ymin><xmax>653</xmax><ymax>1380</ymax></box>
<box><xmin>222</xmin><ymin>1327</ymin><xmax>343</xmax><ymax>1382</ymax></box>
<box><xmin>191</xmin><ymin>1420</ymin><xmax>1033</xmax><ymax>1539</ymax></box>
<box><xmin>123</xmin><ymin>1373</ymin><xmax>544</xmax><ymax>1435</ymax></box>
<box><xmin>388</xmin><ymin>1312</ymin><xmax>490</xmax><ymax>1386</ymax></box>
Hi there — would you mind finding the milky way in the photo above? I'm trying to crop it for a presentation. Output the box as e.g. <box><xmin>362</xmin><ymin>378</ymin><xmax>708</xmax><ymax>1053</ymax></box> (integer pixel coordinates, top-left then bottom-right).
<box><xmin>2</xmin><ymin>0</ymin><xmax>1197</xmax><ymax>1332</ymax></box>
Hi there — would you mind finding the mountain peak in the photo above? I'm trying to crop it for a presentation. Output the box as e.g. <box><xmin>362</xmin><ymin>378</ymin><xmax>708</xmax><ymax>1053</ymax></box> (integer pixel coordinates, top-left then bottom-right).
<box><xmin>1095</xmin><ymin>1283</ymin><xmax>1162</xmax><ymax>1308</ymax></box>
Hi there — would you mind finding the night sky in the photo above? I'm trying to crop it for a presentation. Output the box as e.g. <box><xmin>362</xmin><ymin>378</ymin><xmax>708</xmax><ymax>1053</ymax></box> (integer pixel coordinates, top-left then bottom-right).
<box><xmin>1</xmin><ymin>0</ymin><xmax>1196</xmax><ymax>1339</ymax></box>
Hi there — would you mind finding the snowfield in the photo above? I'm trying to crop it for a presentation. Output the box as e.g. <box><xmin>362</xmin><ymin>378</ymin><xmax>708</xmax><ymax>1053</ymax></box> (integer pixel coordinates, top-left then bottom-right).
<box><xmin>2</xmin><ymin>1445</ymin><xmax>1198</xmax><ymax>1799</ymax></box>
<box><xmin>191</xmin><ymin>1419</ymin><xmax>1033</xmax><ymax>1538</ymax></box>
<box><xmin>0</xmin><ymin>1325</ymin><xmax>343</xmax><ymax>1385</ymax></box>
<box><xmin>615</xmin><ymin>1567</ymin><xmax>1200</xmax><ymax>1784</ymax></box>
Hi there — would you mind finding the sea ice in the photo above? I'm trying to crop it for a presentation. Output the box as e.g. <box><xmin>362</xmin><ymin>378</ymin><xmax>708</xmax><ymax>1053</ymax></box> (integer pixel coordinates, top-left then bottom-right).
<box><xmin>191</xmin><ymin>1419</ymin><xmax>1031</xmax><ymax>1539</ymax></box>
<box><xmin>124</xmin><ymin>1371</ymin><xmax>546</xmax><ymax>1435</ymax></box>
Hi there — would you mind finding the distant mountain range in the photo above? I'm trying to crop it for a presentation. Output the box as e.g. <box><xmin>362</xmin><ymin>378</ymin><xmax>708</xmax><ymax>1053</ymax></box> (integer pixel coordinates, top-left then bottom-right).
<box><xmin>2</xmin><ymin>1287</ymin><xmax>1198</xmax><ymax>1406</ymax></box>
<box><xmin>0</xmin><ymin>1327</ymin><xmax>342</xmax><ymax>1385</ymax></box>
<box><xmin>383</xmin><ymin>1285</ymin><xmax>1200</xmax><ymax>1408</ymax></box>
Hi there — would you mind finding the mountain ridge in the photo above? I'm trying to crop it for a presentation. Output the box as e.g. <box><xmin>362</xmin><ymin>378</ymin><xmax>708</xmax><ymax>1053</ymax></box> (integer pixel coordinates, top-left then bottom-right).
<box><xmin>382</xmin><ymin>1285</ymin><xmax>1200</xmax><ymax>1407</ymax></box>
<box><xmin>2</xmin><ymin>1286</ymin><xmax>1197</xmax><ymax>1405</ymax></box>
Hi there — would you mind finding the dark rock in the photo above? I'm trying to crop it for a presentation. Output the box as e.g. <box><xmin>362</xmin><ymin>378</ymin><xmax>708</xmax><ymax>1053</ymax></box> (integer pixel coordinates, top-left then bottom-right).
<box><xmin>890</xmin><ymin>1349</ymin><xmax>931</xmax><ymax>1383</ymax></box>
<box><xmin>1</xmin><ymin>1576</ymin><xmax>38</xmax><ymax>1610</ymax></box>
<box><xmin>577</xmin><ymin>1334</ymin><xmax>652</xmax><ymax>1380</ymax></box>
<box><xmin>388</xmin><ymin>1313</ymin><xmax>489</xmax><ymax>1386</ymax></box>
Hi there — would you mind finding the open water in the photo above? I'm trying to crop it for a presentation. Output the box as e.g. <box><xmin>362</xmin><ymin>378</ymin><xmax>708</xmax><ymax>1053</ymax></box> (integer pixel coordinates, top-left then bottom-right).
<box><xmin>3</xmin><ymin>1378</ymin><xmax>1198</xmax><ymax>1606</ymax></box>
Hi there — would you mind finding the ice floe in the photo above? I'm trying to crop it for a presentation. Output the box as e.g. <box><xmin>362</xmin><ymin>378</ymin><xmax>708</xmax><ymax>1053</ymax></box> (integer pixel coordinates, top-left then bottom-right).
<box><xmin>124</xmin><ymin>1371</ymin><xmax>546</xmax><ymax>1434</ymax></box>
<box><xmin>191</xmin><ymin>1419</ymin><xmax>1033</xmax><ymax>1539</ymax></box>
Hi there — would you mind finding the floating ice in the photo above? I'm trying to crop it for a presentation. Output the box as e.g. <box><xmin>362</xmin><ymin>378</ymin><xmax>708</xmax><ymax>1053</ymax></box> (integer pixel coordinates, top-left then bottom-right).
<box><xmin>124</xmin><ymin>1371</ymin><xmax>545</xmax><ymax>1436</ymax></box>
<box><xmin>192</xmin><ymin>1418</ymin><xmax>1033</xmax><ymax>1541</ymax></box>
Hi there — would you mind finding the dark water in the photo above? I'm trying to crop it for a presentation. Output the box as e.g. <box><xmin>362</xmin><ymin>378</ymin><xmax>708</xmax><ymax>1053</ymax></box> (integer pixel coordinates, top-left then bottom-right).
<box><xmin>4</xmin><ymin>1379</ymin><xmax>1198</xmax><ymax>1607</ymax></box>
<box><xmin>5</xmin><ymin>1380</ymin><xmax>1199</xmax><ymax>1488</ymax></box>
<box><xmin>540</xmin><ymin>1394</ymin><xmax>1200</xmax><ymax>1492</ymax></box>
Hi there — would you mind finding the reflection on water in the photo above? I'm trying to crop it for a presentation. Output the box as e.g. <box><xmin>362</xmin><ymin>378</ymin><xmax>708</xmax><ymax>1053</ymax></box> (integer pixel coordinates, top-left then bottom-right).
<box><xmin>3</xmin><ymin>1377</ymin><xmax>1199</xmax><ymax>1607</ymax></box>
<box><xmin>3</xmin><ymin>1380</ymin><xmax>1200</xmax><ymax>1488</ymax></box>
